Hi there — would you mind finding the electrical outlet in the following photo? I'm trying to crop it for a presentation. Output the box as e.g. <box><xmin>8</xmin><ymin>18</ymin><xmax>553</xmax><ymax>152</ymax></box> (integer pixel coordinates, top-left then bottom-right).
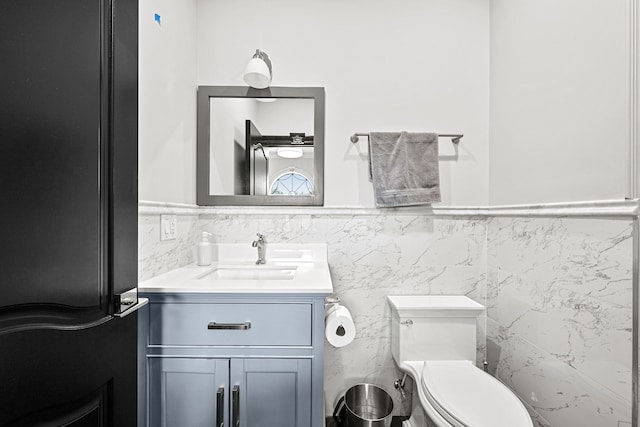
<box><xmin>160</xmin><ymin>215</ymin><xmax>177</xmax><ymax>240</ymax></box>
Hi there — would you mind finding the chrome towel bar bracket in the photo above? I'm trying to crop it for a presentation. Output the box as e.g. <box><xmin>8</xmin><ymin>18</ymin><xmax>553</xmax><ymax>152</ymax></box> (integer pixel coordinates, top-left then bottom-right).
<box><xmin>350</xmin><ymin>132</ymin><xmax>463</xmax><ymax>144</ymax></box>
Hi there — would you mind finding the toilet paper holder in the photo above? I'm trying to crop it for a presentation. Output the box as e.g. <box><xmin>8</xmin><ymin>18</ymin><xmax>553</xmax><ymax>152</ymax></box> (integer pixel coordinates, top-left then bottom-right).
<box><xmin>325</xmin><ymin>296</ymin><xmax>346</xmax><ymax>336</ymax></box>
<box><xmin>325</xmin><ymin>295</ymin><xmax>341</xmax><ymax>305</ymax></box>
<box><xmin>324</xmin><ymin>295</ymin><xmax>356</xmax><ymax>347</ymax></box>
<box><xmin>325</xmin><ymin>296</ymin><xmax>342</xmax><ymax>319</ymax></box>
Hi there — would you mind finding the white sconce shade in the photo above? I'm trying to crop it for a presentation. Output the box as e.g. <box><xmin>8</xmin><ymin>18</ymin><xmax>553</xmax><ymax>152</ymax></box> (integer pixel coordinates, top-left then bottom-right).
<box><xmin>243</xmin><ymin>49</ymin><xmax>273</xmax><ymax>89</ymax></box>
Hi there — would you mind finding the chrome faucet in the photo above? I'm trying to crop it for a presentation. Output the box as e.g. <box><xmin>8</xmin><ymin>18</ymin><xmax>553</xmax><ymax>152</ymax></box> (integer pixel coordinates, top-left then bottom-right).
<box><xmin>252</xmin><ymin>233</ymin><xmax>266</xmax><ymax>264</ymax></box>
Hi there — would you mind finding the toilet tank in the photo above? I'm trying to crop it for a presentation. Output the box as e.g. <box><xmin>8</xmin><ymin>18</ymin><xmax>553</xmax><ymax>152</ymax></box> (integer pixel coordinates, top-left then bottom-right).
<box><xmin>387</xmin><ymin>295</ymin><xmax>484</xmax><ymax>364</ymax></box>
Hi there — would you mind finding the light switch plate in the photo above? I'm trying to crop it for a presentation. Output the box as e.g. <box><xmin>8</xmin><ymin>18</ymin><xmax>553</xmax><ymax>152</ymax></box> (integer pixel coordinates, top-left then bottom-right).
<box><xmin>160</xmin><ymin>215</ymin><xmax>177</xmax><ymax>240</ymax></box>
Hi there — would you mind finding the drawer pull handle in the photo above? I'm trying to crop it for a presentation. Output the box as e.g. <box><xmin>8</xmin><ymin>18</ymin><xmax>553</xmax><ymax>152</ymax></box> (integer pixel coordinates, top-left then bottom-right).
<box><xmin>232</xmin><ymin>385</ymin><xmax>240</xmax><ymax>427</ymax></box>
<box><xmin>208</xmin><ymin>321</ymin><xmax>251</xmax><ymax>330</ymax></box>
<box><xmin>216</xmin><ymin>386</ymin><xmax>224</xmax><ymax>427</ymax></box>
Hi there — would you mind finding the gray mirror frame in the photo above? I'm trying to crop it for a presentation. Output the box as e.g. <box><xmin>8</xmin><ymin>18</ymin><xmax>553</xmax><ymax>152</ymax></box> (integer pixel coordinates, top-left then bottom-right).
<box><xmin>197</xmin><ymin>86</ymin><xmax>325</xmax><ymax>206</ymax></box>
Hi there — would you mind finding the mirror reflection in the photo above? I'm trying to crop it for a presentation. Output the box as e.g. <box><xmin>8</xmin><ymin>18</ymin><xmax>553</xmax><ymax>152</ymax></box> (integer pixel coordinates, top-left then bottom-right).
<box><xmin>197</xmin><ymin>86</ymin><xmax>325</xmax><ymax>206</ymax></box>
<box><xmin>209</xmin><ymin>97</ymin><xmax>315</xmax><ymax>196</ymax></box>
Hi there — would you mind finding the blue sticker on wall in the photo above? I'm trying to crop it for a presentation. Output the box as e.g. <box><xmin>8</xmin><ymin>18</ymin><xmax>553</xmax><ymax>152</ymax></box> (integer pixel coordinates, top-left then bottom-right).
<box><xmin>154</xmin><ymin>13</ymin><xmax>161</xmax><ymax>25</ymax></box>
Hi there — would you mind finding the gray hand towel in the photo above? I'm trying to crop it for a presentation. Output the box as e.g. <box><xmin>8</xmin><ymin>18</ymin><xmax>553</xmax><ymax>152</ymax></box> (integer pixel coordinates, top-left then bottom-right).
<box><xmin>369</xmin><ymin>131</ymin><xmax>441</xmax><ymax>207</ymax></box>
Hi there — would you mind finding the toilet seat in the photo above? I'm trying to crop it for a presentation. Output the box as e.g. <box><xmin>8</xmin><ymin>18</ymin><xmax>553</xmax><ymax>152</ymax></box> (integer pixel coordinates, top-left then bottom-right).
<box><xmin>420</xmin><ymin>360</ymin><xmax>533</xmax><ymax>427</ymax></box>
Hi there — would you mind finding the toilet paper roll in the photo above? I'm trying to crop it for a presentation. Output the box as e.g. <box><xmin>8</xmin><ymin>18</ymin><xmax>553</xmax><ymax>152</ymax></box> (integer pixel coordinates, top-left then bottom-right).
<box><xmin>325</xmin><ymin>304</ymin><xmax>356</xmax><ymax>348</ymax></box>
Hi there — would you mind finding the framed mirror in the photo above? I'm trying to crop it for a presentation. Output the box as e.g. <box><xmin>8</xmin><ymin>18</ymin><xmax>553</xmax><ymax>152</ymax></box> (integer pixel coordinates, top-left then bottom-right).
<box><xmin>197</xmin><ymin>86</ymin><xmax>325</xmax><ymax>206</ymax></box>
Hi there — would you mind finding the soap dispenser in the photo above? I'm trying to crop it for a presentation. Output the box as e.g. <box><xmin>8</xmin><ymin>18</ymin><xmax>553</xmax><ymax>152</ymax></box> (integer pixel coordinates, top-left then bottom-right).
<box><xmin>197</xmin><ymin>232</ymin><xmax>213</xmax><ymax>266</ymax></box>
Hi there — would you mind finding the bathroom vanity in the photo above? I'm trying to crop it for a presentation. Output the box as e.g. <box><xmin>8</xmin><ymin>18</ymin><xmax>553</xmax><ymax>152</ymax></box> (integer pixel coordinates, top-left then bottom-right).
<box><xmin>138</xmin><ymin>244</ymin><xmax>332</xmax><ymax>427</ymax></box>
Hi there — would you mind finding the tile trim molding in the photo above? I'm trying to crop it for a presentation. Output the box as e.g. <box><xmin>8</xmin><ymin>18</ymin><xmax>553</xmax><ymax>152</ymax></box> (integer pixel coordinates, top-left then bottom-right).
<box><xmin>139</xmin><ymin>199</ymin><xmax>640</xmax><ymax>218</ymax></box>
<box><xmin>138</xmin><ymin>200</ymin><xmax>201</xmax><ymax>216</ymax></box>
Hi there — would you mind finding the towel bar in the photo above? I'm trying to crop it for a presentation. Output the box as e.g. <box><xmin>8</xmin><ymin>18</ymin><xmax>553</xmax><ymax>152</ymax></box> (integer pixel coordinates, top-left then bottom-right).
<box><xmin>350</xmin><ymin>132</ymin><xmax>463</xmax><ymax>144</ymax></box>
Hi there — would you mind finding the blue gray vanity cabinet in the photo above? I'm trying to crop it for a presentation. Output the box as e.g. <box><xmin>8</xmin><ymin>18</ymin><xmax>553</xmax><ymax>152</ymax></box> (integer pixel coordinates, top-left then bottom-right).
<box><xmin>139</xmin><ymin>293</ymin><xmax>326</xmax><ymax>427</ymax></box>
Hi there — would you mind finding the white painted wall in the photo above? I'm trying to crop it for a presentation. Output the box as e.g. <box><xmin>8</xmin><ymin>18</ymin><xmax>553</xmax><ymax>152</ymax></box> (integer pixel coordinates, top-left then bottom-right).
<box><xmin>139</xmin><ymin>0</ymin><xmax>197</xmax><ymax>203</ymax></box>
<box><xmin>138</xmin><ymin>0</ymin><xmax>636</xmax><ymax>207</ymax></box>
<box><xmin>489</xmin><ymin>0</ymin><xmax>631</xmax><ymax>205</ymax></box>
<box><xmin>196</xmin><ymin>0</ymin><xmax>491</xmax><ymax>207</ymax></box>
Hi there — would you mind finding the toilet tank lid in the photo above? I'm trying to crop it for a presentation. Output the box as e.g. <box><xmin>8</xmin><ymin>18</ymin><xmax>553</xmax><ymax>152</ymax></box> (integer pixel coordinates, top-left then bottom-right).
<box><xmin>387</xmin><ymin>295</ymin><xmax>484</xmax><ymax>317</ymax></box>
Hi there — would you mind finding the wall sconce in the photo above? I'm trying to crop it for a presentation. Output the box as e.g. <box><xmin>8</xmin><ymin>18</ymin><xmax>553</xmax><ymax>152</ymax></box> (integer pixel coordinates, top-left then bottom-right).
<box><xmin>243</xmin><ymin>49</ymin><xmax>273</xmax><ymax>89</ymax></box>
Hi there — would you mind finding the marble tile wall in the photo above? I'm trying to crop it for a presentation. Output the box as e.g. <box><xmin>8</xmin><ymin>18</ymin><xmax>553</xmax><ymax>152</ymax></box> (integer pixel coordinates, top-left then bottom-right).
<box><xmin>486</xmin><ymin>217</ymin><xmax>634</xmax><ymax>427</ymax></box>
<box><xmin>137</xmin><ymin>204</ymin><xmax>637</xmax><ymax>425</ymax></box>
<box><xmin>138</xmin><ymin>213</ymin><xmax>200</xmax><ymax>281</ymax></box>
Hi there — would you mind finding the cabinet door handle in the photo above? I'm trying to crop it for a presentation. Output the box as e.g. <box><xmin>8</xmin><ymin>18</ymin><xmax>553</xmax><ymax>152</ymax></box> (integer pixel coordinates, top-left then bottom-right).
<box><xmin>232</xmin><ymin>385</ymin><xmax>240</xmax><ymax>427</ymax></box>
<box><xmin>216</xmin><ymin>386</ymin><xmax>224</xmax><ymax>427</ymax></box>
<box><xmin>208</xmin><ymin>322</ymin><xmax>251</xmax><ymax>330</ymax></box>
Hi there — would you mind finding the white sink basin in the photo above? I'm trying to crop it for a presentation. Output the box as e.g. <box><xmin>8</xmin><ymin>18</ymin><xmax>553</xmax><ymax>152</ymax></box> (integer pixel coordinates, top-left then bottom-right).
<box><xmin>197</xmin><ymin>266</ymin><xmax>297</xmax><ymax>281</ymax></box>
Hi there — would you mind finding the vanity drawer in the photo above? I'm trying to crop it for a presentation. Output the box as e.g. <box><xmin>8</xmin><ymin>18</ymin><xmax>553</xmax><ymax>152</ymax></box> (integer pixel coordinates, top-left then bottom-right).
<box><xmin>149</xmin><ymin>302</ymin><xmax>312</xmax><ymax>346</ymax></box>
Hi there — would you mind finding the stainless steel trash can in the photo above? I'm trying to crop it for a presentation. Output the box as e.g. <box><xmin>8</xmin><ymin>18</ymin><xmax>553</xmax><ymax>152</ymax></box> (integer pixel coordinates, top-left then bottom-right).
<box><xmin>333</xmin><ymin>383</ymin><xmax>394</xmax><ymax>427</ymax></box>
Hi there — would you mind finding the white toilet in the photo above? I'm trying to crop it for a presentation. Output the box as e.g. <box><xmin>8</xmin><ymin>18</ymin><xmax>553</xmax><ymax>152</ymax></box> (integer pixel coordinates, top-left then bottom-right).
<box><xmin>387</xmin><ymin>295</ymin><xmax>533</xmax><ymax>427</ymax></box>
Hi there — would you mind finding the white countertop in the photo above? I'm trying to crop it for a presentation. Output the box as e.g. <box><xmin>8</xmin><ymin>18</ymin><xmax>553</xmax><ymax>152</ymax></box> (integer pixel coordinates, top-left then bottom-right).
<box><xmin>139</xmin><ymin>243</ymin><xmax>334</xmax><ymax>294</ymax></box>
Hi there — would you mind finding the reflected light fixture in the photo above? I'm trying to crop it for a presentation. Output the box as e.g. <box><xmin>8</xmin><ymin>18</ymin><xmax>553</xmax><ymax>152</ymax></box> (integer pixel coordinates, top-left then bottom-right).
<box><xmin>277</xmin><ymin>147</ymin><xmax>304</xmax><ymax>159</ymax></box>
<box><xmin>243</xmin><ymin>49</ymin><xmax>273</xmax><ymax>89</ymax></box>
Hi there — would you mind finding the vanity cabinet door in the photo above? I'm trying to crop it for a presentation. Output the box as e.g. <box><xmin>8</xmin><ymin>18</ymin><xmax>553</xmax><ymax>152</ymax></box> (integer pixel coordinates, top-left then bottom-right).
<box><xmin>232</xmin><ymin>358</ymin><xmax>312</xmax><ymax>427</ymax></box>
<box><xmin>149</xmin><ymin>358</ymin><xmax>229</xmax><ymax>427</ymax></box>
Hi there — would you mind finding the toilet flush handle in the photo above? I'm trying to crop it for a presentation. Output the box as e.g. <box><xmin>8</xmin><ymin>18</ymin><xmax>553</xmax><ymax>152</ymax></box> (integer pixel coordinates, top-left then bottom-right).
<box><xmin>401</xmin><ymin>319</ymin><xmax>413</xmax><ymax>326</ymax></box>
<box><xmin>394</xmin><ymin>373</ymin><xmax>408</xmax><ymax>399</ymax></box>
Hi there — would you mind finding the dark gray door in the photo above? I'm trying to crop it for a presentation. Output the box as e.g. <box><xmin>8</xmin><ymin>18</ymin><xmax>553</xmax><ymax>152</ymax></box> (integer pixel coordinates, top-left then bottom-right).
<box><xmin>0</xmin><ymin>0</ymin><xmax>138</xmax><ymax>425</ymax></box>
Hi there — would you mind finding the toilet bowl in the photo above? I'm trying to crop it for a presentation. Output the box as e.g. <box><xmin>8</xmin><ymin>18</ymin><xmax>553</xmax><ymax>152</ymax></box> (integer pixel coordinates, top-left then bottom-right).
<box><xmin>387</xmin><ymin>295</ymin><xmax>533</xmax><ymax>427</ymax></box>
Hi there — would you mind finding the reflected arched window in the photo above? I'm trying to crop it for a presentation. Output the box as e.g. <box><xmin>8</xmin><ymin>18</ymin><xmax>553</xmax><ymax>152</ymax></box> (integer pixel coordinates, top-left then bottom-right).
<box><xmin>270</xmin><ymin>172</ymin><xmax>313</xmax><ymax>195</ymax></box>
